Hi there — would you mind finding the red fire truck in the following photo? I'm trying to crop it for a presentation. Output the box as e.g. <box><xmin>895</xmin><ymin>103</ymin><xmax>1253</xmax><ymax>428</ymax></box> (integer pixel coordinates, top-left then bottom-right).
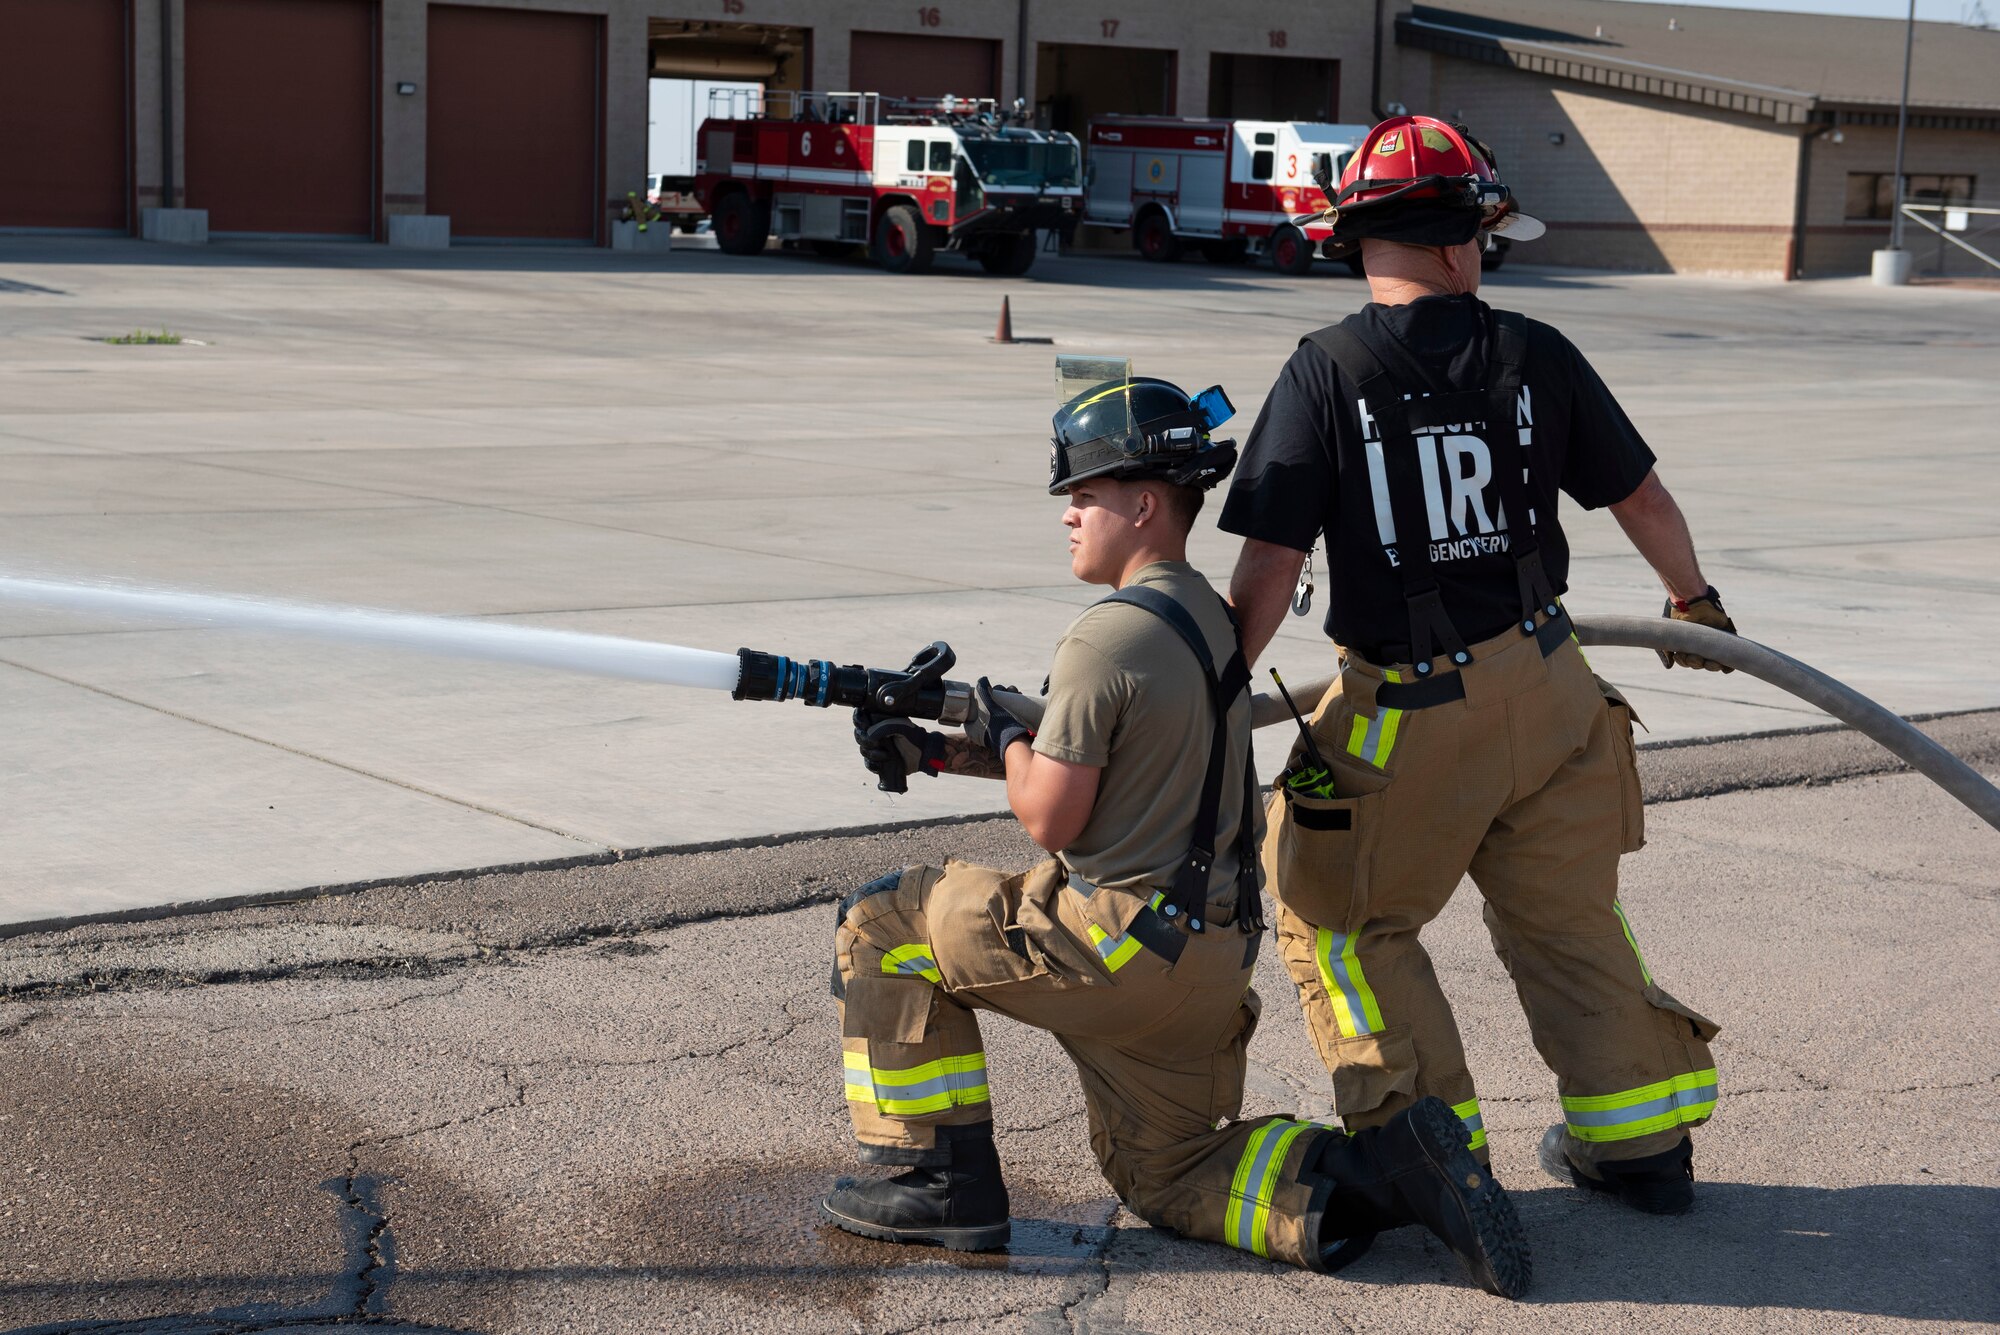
<box><xmin>1081</xmin><ymin>116</ymin><xmax>1375</xmax><ymax>275</ymax></box>
<box><xmin>693</xmin><ymin>91</ymin><xmax>1083</xmax><ymax>276</ymax></box>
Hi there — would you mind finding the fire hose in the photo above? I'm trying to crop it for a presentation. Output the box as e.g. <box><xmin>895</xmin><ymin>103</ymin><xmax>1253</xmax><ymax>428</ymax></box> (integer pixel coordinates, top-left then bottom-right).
<box><xmin>735</xmin><ymin>621</ymin><xmax>2000</xmax><ymax>831</ymax></box>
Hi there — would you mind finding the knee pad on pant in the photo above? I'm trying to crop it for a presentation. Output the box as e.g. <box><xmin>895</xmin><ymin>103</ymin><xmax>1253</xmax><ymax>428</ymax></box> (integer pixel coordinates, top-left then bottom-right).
<box><xmin>832</xmin><ymin>870</ymin><xmax>907</xmax><ymax>999</ymax></box>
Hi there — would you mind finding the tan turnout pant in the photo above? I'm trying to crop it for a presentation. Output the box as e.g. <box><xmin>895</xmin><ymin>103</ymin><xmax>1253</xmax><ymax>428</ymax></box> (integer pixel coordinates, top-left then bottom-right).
<box><xmin>835</xmin><ymin>857</ymin><xmax>1342</xmax><ymax>1270</ymax></box>
<box><xmin>1264</xmin><ymin>615</ymin><xmax>1720</xmax><ymax>1169</ymax></box>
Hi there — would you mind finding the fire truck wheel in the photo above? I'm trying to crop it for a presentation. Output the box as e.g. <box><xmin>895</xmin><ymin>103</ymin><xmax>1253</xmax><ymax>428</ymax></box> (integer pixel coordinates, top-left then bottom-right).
<box><xmin>1199</xmin><ymin>239</ymin><xmax>1252</xmax><ymax>265</ymax></box>
<box><xmin>872</xmin><ymin>204</ymin><xmax>936</xmax><ymax>274</ymax></box>
<box><xmin>977</xmin><ymin>232</ymin><xmax>1038</xmax><ymax>277</ymax></box>
<box><xmin>714</xmin><ymin>193</ymin><xmax>770</xmax><ymax>256</ymax></box>
<box><xmin>1269</xmin><ymin>224</ymin><xmax>1315</xmax><ymax>276</ymax></box>
<box><xmin>1135</xmin><ymin>211</ymin><xmax>1182</xmax><ymax>263</ymax></box>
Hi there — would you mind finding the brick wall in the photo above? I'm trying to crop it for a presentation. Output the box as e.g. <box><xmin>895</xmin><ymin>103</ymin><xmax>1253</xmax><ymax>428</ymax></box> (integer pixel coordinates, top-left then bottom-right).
<box><xmin>1400</xmin><ymin>54</ymin><xmax>1801</xmax><ymax>277</ymax></box>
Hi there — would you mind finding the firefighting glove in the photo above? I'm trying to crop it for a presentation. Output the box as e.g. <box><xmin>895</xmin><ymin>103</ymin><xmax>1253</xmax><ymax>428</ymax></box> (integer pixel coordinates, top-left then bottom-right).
<box><xmin>1658</xmin><ymin>586</ymin><xmax>1737</xmax><ymax>673</ymax></box>
<box><xmin>852</xmin><ymin>710</ymin><xmax>950</xmax><ymax>788</ymax></box>
<box><xmin>965</xmin><ymin>677</ymin><xmax>1032</xmax><ymax>759</ymax></box>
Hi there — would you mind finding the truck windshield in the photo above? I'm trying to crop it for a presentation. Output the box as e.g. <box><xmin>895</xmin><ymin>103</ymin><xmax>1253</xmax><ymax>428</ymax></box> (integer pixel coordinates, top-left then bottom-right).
<box><xmin>964</xmin><ymin>138</ymin><xmax>1081</xmax><ymax>190</ymax></box>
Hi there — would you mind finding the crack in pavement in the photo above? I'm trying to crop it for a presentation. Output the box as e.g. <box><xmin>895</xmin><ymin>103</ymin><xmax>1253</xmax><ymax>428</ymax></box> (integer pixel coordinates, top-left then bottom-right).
<box><xmin>1058</xmin><ymin>1208</ymin><xmax>1120</xmax><ymax>1335</ymax></box>
<box><xmin>197</xmin><ymin>977</ymin><xmax>473</xmax><ymax>1035</ymax></box>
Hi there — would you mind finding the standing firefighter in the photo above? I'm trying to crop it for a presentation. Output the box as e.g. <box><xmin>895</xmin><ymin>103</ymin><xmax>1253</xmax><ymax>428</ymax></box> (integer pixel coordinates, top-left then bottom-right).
<box><xmin>1223</xmin><ymin>116</ymin><xmax>1737</xmax><ymax>1215</ymax></box>
<box><xmin>822</xmin><ymin>359</ymin><xmax>1531</xmax><ymax>1298</ymax></box>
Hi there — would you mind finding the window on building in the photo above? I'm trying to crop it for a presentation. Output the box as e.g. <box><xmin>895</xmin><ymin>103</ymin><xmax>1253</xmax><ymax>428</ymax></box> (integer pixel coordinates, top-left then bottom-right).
<box><xmin>1845</xmin><ymin>172</ymin><xmax>1975</xmax><ymax>220</ymax></box>
<box><xmin>930</xmin><ymin>140</ymin><xmax>954</xmax><ymax>172</ymax></box>
<box><xmin>907</xmin><ymin>140</ymin><xmax>926</xmax><ymax>172</ymax></box>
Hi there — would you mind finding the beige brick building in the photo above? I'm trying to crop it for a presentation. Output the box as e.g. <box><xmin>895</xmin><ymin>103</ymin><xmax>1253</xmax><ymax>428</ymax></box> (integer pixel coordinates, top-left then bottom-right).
<box><xmin>1392</xmin><ymin>0</ymin><xmax>2000</xmax><ymax>277</ymax></box>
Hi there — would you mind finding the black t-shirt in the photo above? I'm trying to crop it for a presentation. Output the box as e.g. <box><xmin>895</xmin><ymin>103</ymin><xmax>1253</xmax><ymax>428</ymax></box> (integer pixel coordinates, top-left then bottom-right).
<box><xmin>1218</xmin><ymin>294</ymin><xmax>1656</xmax><ymax>657</ymax></box>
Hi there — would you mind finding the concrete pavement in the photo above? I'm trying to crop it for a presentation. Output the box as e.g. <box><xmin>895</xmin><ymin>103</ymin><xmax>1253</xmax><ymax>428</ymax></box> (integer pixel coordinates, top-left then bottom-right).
<box><xmin>0</xmin><ymin>722</ymin><xmax>1994</xmax><ymax>1334</ymax></box>
<box><xmin>1</xmin><ymin>237</ymin><xmax>1997</xmax><ymax>927</ymax></box>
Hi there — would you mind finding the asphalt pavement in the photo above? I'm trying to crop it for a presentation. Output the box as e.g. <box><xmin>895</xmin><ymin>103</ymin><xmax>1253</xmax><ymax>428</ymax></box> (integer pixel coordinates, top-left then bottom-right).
<box><xmin>0</xmin><ymin>719</ymin><xmax>1994</xmax><ymax>1335</ymax></box>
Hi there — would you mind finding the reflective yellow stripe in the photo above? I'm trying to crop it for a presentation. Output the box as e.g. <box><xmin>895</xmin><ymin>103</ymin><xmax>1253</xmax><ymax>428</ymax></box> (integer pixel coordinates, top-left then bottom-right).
<box><xmin>1072</xmin><ymin>381</ymin><xmax>1134</xmax><ymax>411</ymax></box>
<box><xmin>880</xmin><ymin>942</ymin><xmax>941</xmax><ymax>985</ymax></box>
<box><xmin>1345</xmin><ymin>669</ymin><xmax>1404</xmax><ymax>767</ymax></box>
<box><xmin>1314</xmin><ymin>927</ymin><xmax>1385</xmax><ymax>1038</ymax></box>
<box><xmin>1374</xmin><ymin>707</ymin><xmax>1404</xmax><ymax>762</ymax></box>
<box><xmin>1562</xmin><ymin>1068</ymin><xmax>1718</xmax><ymax>1143</ymax></box>
<box><xmin>1087</xmin><ymin>922</ymin><xmax>1144</xmax><ymax>972</ymax></box>
<box><xmin>843</xmin><ymin>1050</ymin><xmax>991</xmax><ymax>1117</ymax></box>
<box><xmin>1226</xmin><ymin>1118</ymin><xmax>1328</xmax><ymax>1256</ymax></box>
<box><xmin>1451</xmin><ymin>1096</ymin><xmax>1487</xmax><ymax>1153</ymax></box>
<box><xmin>1612</xmin><ymin>901</ymin><xmax>1653</xmax><ymax>986</ymax></box>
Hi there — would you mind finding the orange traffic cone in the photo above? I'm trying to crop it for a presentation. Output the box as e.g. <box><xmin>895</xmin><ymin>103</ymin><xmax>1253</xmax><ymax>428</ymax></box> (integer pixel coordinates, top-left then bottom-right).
<box><xmin>989</xmin><ymin>296</ymin><xmax>1017</xmax><ymax>345</ymax></box>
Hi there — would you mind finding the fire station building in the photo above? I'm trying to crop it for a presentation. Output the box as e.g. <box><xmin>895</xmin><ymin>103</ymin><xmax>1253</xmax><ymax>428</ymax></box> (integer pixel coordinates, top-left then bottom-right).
<box><xmin>0</xmin><ymin>0</ymin><xmax>1370</xmax><ymax>247</ymax></box>
<box><xmin>3</xmin><ymin>0</ymin><xmax>1997</xmax><ymax>277</ymax></box>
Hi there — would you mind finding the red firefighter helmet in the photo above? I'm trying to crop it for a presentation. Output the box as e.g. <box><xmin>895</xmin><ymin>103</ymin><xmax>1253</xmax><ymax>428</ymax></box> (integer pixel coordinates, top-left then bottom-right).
<box><xmin>1316</xmin><ymin>115</ymin><xmax>1543</xmax><ymax>257</ymax></box>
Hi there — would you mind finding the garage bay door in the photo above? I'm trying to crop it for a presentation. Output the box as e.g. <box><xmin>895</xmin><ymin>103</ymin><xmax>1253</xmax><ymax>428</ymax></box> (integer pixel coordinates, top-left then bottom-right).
<box><xmin>0</xmin><ymin>0</ymin><xmax>129</xmax><ymax>232</ymax></box>
<box><xmin>184</xmin><ymin>0</ymin><xmax>376</xmax><ymax>237</ymax></box>
<box><xmin>428</xmin><ymin>5</ymin><xmax>602</xmax><ymax>243</ymax></box>
<box><xmin>849</xmin><ymin>31</ymin><xmax>998</xmax><ymax>101</ymax></box>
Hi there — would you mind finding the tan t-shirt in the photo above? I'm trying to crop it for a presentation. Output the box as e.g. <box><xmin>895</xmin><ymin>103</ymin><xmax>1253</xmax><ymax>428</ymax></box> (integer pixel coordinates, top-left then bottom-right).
<box><xmin>1034</xmin><ymin>560</ymin><xmax>1261</xmax><ymax>910</ymax></box>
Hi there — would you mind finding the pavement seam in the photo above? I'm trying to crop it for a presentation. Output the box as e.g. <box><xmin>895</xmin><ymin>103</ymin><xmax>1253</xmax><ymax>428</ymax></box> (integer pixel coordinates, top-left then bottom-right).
<box><xmin>0</xmin><ymin>653</ymin><xmax>608</xmax><ymax>849</ymax></box>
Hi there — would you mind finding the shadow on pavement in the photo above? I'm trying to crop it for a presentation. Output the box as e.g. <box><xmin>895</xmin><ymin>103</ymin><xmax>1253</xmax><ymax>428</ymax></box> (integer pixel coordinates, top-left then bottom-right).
<box><xmin>1344</xmin><ymin>1180</ymin><xmax>2000</xmax><ymax>1320</ymax></box>
<box><xmin>7</xmin><ymin>1181</ymin><xmax>1991</xmax><ymax>1330</ymax></box>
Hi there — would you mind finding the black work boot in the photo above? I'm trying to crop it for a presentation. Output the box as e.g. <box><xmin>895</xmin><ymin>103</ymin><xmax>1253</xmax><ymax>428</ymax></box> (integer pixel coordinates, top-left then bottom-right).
<box><xmin>1314</xmin><ymin>1096</ymin><xmax>1532</xmax><ymax>1299</ymax></box>
<box><xmin>1539</xmin><ymin>1124</ymin><xmax>1695</xmax><ymax>1215</ymax></box>
<box><xmin>820</xmin><ymin>1122</ymin><xmax>1010</xmax><ymax>1252</ymax></box>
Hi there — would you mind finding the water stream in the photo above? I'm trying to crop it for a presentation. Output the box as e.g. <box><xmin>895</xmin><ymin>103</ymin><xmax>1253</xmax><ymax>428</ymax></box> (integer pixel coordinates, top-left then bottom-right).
<box><xmin>0</xmin><ymin>576</ymin><xmax>744</xmax><ymax>692</ymax></box>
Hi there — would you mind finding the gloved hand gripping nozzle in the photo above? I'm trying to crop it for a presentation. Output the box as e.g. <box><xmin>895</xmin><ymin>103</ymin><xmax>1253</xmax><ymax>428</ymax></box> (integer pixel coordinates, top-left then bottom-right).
<box><xmin>736</xmin><ymin>642</ymin><xmax>1042</xmax><ymax>793</ymax></box>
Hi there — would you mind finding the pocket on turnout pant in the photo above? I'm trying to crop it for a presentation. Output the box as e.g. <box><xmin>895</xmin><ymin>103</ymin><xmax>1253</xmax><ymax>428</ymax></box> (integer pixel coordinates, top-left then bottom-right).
<box><xmin>1644</xmin><ymin>982</ymin><xmax>1721</xmax><ymax>1045</ymax></box>
<box><xmin>1595</xmin><ymin>675</ymin><xmax>1647</xmax><ymax>854</ymax></box>
<box><xmin>1263</xmin><ymin>780</ymin><xmax>1382</xmax><ymax>931</ymax></box>
<box><xmin>1328</xmin><ymin>1024</ymin><xmax>1419</xmax><ymax>1123</ymax></box>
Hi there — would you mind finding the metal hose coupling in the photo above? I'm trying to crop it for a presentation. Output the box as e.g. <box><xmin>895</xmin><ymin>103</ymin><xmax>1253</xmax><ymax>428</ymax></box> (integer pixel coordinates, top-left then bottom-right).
<box><xmin>733</xmin><ymin>643</ymin><xmax>981</xmax><ymax>725</ymax></box>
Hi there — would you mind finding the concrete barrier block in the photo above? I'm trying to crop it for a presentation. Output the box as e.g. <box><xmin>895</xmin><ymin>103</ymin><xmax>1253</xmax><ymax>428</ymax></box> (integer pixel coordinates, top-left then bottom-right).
<box><xmin>388</xmin><ymin>215</ymin><xmax>451</xmax><ymax>249</ymax></box>
<box><xmin>1871</xmin><ymin>248</ymin><xmax>1913</xmax><ymax>286</ymax></box>
<box><xmin>140</xmin><ymin>208</ymin><xmax>208</xmax><ymax>245</ymax></box>
<box><xmin>612</xmin><ymin>220</ymin><xmax>674</xmax><ymax>253</ymax></box>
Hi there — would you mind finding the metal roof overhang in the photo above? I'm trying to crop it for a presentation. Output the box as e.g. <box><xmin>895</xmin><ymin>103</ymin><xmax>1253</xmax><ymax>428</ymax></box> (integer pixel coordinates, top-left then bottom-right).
<box><xmin>1395</xmin><ymin>13</ymin><xmax>2000</xmax><ymax>132</ymax></box>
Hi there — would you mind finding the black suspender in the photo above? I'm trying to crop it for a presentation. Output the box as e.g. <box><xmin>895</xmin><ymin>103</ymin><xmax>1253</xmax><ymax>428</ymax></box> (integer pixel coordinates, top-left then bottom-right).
<box><xmin>1302</xmin><ymin>305</ymin><xmax>1555</xmax><ymax>674</ymax></box>
<box><xmin>1099</xmin><ymin>585</ymin><xmax>1265</xmax><ymax>936</ymax></box>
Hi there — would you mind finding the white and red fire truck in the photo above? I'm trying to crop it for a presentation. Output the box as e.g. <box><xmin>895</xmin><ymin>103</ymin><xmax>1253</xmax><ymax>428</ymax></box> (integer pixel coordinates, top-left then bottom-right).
<box><xmin>1081</xmin><ymin>116</ymin><xmax>1375</xmax><ymax>275</ymax></box>
<box><xmin>693</xmin><ymin>91</ymin><xmax>1083</xmax><ymax>275</ymax></box>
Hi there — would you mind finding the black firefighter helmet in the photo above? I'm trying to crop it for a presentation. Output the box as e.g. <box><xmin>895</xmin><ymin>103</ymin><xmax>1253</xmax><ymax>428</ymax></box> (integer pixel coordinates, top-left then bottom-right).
<box><xmin>1048</xmin><ymin>358</ymin><xmax>1239</xmax><ymax>497</ymax></box>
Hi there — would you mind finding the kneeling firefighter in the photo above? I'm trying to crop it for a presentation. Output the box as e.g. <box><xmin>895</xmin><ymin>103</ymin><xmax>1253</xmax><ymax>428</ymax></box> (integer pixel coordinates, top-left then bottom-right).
<box><xmin>1223</xmin><ymin>115</ymin><xmax>1734</xmax><ymax>1215</ymax></box>
<box><xmin>821</xmin><ymin>358</ymin><xmax>1531</xmax><ymax>1298</ymax></box>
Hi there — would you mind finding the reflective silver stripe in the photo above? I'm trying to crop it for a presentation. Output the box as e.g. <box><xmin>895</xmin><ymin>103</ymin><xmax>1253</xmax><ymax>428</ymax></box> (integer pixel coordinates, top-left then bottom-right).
<box><xmin>1226</xmin><ymin>1122</ymin><xmax>1290</xmax><ymax>1251</ymax></box>
<box><xmin>861</xmin><ymin>1067</ymin><xmax>988</xmax><ymax>1102</ymax></box>
<box><xmin>1563</xmin><ymin>1082</ymin><xmax>1718</xmax><ymax>1128</ymax></box>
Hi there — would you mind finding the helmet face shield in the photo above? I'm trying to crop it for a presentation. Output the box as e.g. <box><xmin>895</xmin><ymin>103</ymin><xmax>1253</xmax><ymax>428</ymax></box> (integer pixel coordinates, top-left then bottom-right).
<box><xmin>1054</xmin><ymin>353</ymin><xmax>1136</xmax><ymax>438</ymax></box>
